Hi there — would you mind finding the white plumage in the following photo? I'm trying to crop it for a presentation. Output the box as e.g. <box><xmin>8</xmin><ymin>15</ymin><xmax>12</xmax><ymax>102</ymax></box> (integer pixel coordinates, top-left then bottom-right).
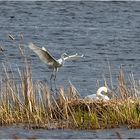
<box><xmin>28</xmin><ymin>43</ymin><xmax>83</xmax><ymax>71</ymax></box>
<box><xmin>85</xmin><ymin>86</ymin><xmax>110</xmax><ymax>101</ymax></box>
<box><xmin>28</xmin><ymin>42</ymin><xmax>83</xmax><ymax>90</ymax></box>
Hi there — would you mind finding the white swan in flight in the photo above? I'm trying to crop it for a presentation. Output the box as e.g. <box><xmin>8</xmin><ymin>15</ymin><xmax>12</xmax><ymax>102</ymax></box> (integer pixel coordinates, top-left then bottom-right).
<box><xmin>85</xmin><ymin>86</ymin><xmax>110</xmax><ymax>101</ymax></box>
<box><xmin>28</xmin><ymin>42</ymin><xmax>83</xmax><ymax>90</ymax></box>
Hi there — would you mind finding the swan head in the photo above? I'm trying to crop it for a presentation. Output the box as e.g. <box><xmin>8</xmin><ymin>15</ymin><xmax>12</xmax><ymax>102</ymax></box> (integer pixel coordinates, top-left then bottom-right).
<box><xmin>97</xmin><ymin>86</ymin><xmax>107</xmax><ymax>93</ymax></box>
<box><xmin>96</xmin><ymin>86</ymin><xmax>110</xmax><ymax>100</ymax></box>
<box><xmin>61</xmin><ymin>53</ymin><xmax>69</xmax><ymax>59</ymax></box>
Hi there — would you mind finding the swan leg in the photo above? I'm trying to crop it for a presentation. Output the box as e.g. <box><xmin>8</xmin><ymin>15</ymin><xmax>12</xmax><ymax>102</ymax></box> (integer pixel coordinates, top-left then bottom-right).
<box><xmin>50</xmin><ymin>71</ymin><xmax>54</xmax><ymax>92</ymax></box>
<box><xmin>54</xmin><ymin>75</ymin><xmax>58</xmax><ymax>92</ymax></box>
<box><xmin>53</xmin><ymin>71</ymin><xmax>58</xmax><ymax>91</ymax></box>
<box><xmin>50</xmin><ymin>68</ymin><xmax>58</xmax><ymax>92</ymax></box>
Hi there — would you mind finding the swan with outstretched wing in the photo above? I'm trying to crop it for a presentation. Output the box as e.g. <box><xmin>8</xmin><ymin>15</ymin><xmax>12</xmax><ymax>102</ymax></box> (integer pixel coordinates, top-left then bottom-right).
<box><xmin>28</xmin><ymin>42</ymin><xmax>84</xmax><ymax>90</ymax></box>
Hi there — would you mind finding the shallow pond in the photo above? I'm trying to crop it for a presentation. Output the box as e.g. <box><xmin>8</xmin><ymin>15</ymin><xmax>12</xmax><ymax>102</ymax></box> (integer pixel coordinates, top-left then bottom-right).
<box><xmin>0</xmin><ymin>1</ymin><xmax>140</xmax><ymax>138</ymax></box>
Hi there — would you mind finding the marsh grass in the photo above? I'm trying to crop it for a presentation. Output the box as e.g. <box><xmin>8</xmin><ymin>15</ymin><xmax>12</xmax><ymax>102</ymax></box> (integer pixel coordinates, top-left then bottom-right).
<box><xmin>1</xmin><ymin>39</ymin><xmax>140</xmax><ymax>129</ymax></box>
<box><xmin>1</xmin><ymin>67</ymin><xmax>140</xmax><ymax>130</ymax></box>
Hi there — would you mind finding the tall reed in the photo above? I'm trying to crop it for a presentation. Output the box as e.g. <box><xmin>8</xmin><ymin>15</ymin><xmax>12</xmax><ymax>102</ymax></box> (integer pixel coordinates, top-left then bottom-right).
<box><xmin>0</xmin><ymin>36</ymin><xmax>140</xmax><ymax>129</ymax></box>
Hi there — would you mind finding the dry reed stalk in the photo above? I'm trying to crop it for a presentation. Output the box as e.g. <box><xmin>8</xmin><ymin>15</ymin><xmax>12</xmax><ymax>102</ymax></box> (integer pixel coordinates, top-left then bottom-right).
<box><xmin>57</xmin><ymin>87</ymin><xmax>69</xmax><ymax>119</ymax></box>
<box><xmin>107</xmin><ymin>59</ymin><xmax>114</xmax><ymax>89</ymax></box>
<box><xmin>18</xmin><ymin>36</ymin><xmax>25</xmax><ymax>57</ymax></box>
<box><xmin>20</xmin><ymin>61</ymin><xmax>34</xmax><ymax>114</ymax></box>
<box><xmin>67</xmin><ymin>82</ymin><xmax>80</xmax><ymax>100</ymax></box>
<box><xmin>2</xmin><ymin>63</ymin><xmax>21</xmax><ymax>110</ymax></box>
<box><xmin>43</xmin><ymin>86</ymin><xmax>53</xmax><ymax>120</ymax></box>
<box><xmin>51</xmin><ymin>94</ymin><xmax>66</xmax><ymax>120</ymax></box>
<box><xmin>129</xmin><ymin>72</ymin><xmax>138</xmax><ymax>98</ymax></box>
<box><xmin>117</xmin><ymin>68</ymin><xmax>129</xmax><ymax>99</ymax></box>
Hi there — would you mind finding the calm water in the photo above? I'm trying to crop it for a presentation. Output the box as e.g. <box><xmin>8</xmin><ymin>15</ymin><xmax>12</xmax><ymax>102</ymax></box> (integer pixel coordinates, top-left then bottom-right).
<box><xmin>0</xmin><ymin>1</ymin><xmax>140</xmax><ymax>138</ymax></box>
<box><xmin>0</xmin><ymin>125</ymin><xmax>140</xmax><ymax>139</ymax></box>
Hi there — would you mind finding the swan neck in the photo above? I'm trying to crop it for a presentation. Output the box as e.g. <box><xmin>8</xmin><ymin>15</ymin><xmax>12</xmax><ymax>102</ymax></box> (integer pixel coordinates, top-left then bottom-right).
<box><xmin>96</xmin><ymin>87</ymin><xmax>107</xmax><ymax>97</ymax></box>
<box><xmin>97</xmin><ymin>90</ymin><xmax>103</xmax><ymax>97</ymax></box>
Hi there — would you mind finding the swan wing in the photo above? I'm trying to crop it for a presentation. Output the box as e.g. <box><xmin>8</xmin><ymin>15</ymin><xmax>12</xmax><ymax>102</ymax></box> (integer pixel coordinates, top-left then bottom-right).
<box><xmin>85</xmin><ymin>94</ymin><xmax>97</xmax><ymax>99</ymax></box>
<box><xmin>28</xmin><ymin>43</ymin><xmax>59</xmax><ymax>66</ymax></box>
<box><xmin>63</xmin><ymin>53</ymin><xmax>84</xmax><ymax>61</ymax></box>
<box><xmin>103</xmin><ymin>95</ymin><xmax>110</xmax><ymax>100</ymax></box>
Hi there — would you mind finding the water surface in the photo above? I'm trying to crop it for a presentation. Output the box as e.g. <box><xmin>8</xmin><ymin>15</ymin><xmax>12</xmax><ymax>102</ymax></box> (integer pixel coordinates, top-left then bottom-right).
<box><xmin>1</xmin><ymin>1</ymin><xmax>140</xmax><ymax>95</ymax></box>
<box><xmin>0</xmin><ymin>1</ymin><xmax>140</xmax><ymax>138</ymax></box>
<box><xmin>0</xmin><ymin>126</ymin><xmax>140</xmax><ymax>139</ymax></box>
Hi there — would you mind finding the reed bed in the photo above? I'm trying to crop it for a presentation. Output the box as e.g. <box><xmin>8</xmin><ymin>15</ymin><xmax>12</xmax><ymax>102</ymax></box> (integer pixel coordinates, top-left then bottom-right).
<box><xmin>0</xmin><ymin>40</ymin><xmax>140</xmax><ymax>130</ymax></box>
<box><xmin>0</xmin><ymin>66</ymin><xmax>139</xmax><ymax>129</ymax></box>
